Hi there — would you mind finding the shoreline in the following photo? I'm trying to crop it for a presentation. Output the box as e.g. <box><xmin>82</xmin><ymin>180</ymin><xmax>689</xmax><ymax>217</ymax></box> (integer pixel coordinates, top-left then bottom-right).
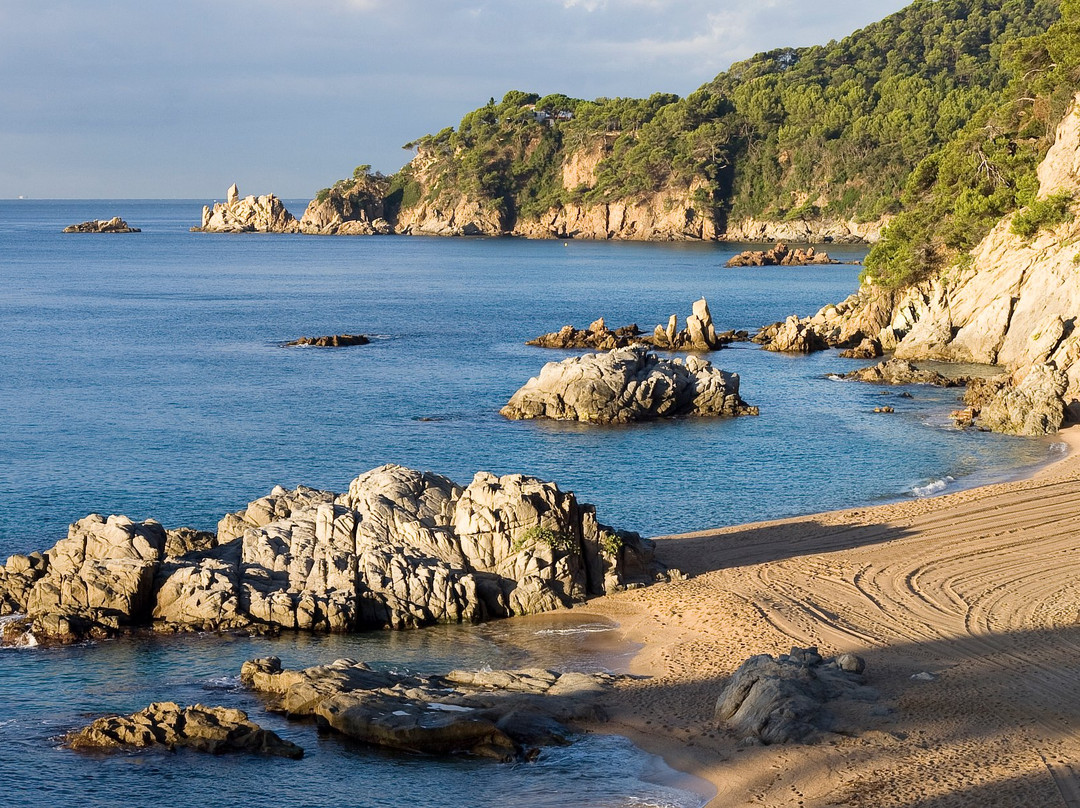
<box><xmin>579</xmin><ymin>424</ymin><xmax>1080</xmax><ymax>807</ymax></box>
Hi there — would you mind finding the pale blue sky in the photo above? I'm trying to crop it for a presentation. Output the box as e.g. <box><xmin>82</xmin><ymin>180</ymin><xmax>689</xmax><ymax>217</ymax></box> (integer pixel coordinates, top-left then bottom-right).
<box><xmin>1</xmin><ymin>0</ymin><xmax>910</xmax><ymax>199</ymax></box>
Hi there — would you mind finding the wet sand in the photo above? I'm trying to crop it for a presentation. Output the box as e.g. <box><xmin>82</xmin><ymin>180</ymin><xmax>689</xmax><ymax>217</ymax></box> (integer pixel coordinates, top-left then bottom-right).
<box><xmin>581</xmin><ymin>426</ymin><xmax>1080</xmax><ymax>807</ymax></box>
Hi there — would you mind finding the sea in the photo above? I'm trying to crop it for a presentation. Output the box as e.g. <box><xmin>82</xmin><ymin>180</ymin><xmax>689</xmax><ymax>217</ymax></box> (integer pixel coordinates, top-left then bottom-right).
<box><xmin>0</xmin><ymin>199</ymin><xmax>1063</xmax><ymax>808</ymax></box>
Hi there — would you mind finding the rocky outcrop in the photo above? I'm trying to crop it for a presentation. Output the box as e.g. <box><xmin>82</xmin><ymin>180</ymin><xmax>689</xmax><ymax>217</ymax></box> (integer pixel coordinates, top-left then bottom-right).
<box><xmin>501</xmin><ymin>346</ymin><xmax>758</xmax><ymax>423</ymax></box>
<box><xmin>757</xmin><ymin>315</ymin><xmax>828</xmax><ymax>353</ymax></box>
<box><xmin>283</xmin><ymin>334</ymin><xmax>370</xmax><ymax>348</ymax></box>
<box><xmin>961</xmin><ymin>363</ymin><xmax>1067</xmax><ymax>436</ymax></box>
<box><xmin>299</xmin><ymin>176</ymin><xmax>393</xmax><ymax>235</ymax></box>
<box><xmin>67</xmin><ymin>702</ymin><xmax>303</xmax><ymax>758</ymax></box>
<box><xmin>242</xmin><ymin>655</ymin><xmax>612</xmax><ymax>761</ymax></box>
<box><xmin>1</xmin><ymin>466</ymin><xmax>662</xmax><ymax>644</ymax></box>
<box><xmin>62</xmin><ymin>217</ymin><xmax>140</xmax><ymax>234</ymax></box>
<box><xmin>193</xmin><ymin>184</ymin><xmax>300</xmax><ymax>233</ymax></box>
<box><xmin>838</xmin><ymin>337</ymin><xmax>883</xmax><ymax>359</ymax></box>
<box><xmin>842</xmin><ymin>358</ymin><xmax>965</xmax><ymax>387</ymax></box>
<box><xmin>527</xmin><ymin>318</ymin><xmax>645</xmax><ymax>350</ymax></box>
<box><xmin>714</xmin><ymin>647</ymin><xmax>874</xmax><ymax>745</ymax></box>
<box><xmin>725</xmin><ymin>242</ymin><xmax>839</xmax><ymax>267</ymax></box>
<box><xmin>648</xmin><ymin>298</ymin><xmax>733</xmax><ymax>351</ymax></box>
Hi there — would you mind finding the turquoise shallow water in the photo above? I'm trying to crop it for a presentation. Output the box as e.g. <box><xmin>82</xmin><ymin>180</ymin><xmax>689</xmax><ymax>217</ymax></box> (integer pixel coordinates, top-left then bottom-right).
<box><xmin>0</xmin><ymin>199</ymin><xmax>1063</xmax><ymax>807</ymax></box>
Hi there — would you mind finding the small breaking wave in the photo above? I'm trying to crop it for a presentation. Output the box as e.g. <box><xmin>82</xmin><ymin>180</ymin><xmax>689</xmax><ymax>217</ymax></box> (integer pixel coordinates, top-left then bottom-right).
<box><xmin>910</xmin><ymin>476</ymin><xmax>955</xmax><ymax>498</ymax></box>
<box><xmin>203</xmin><ymin>674</ymin><xmax>242</xmax><ymax>691</ymax></box>
<box><xmin>534</xmin><ymin>623</ymin><xmax>616</xmax><ymax>637</ymax></box>
<box><xmin>0</xmin><ymin>614</ymin><xmax>37</xmax><ymax>649</ymax></box>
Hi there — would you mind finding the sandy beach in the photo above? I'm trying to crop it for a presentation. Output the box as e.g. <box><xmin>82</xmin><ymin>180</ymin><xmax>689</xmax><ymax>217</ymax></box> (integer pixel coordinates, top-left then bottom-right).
<box><xmin>582</xmin><ymin>426</ymin><xmax>1080</xmax><ymax>808</ymax></box>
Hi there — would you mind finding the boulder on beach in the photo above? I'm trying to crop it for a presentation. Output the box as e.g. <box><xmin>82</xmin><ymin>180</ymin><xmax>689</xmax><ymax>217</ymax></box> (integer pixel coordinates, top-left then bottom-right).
<box><xmin>714</xmin><ymin>646</ymin><xmax>874</xmax><ymax>744</ymax></box>
<box><xmin>241</xmin><ymin>655</ymin><xmax>612</xmax><ymax>761</ymax></box>
<box><xmin>963</xmin><ymin>363</ymin><xmax>1067</xmax><ymax>435</ymax></box>
<box><xmin>0</xmin><ymin>465</ymin><xmax>664</xmax><ymax>643</ymax></box>
<box><xmin>500</xmin><ymin>345</ymin><xmax>758</xmax><ymax>424</ymax></box>
<box><xmin>62</xmin><ymin>217</ymin><xmax>140</xmax><ymax>233</ymax></box>
<box><xmin>67</xmin><ymin>702</ymin><xmax>303</xmax><ymax>758</ymax></box>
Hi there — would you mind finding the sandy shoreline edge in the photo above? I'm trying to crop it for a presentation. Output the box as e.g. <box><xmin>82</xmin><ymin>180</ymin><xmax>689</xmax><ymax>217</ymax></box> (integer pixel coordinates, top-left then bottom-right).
<box><xmin>577</xmin><ymin>424</ymin><xmax>1080</xmax><ymax>807</ymax></box>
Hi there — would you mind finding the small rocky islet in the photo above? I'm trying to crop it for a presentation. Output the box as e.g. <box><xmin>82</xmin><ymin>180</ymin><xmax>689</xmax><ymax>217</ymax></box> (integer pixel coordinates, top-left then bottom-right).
<box><xmin>62</xmin><ymin>217</ymin><xmax>140</xmax><ymax>233</ymax></box>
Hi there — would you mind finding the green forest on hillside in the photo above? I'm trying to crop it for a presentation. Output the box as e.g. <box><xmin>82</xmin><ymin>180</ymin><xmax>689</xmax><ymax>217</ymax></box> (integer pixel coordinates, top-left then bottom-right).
<box><xmin>322</xmin><ymin>0</ymin><xmax>1079</xmax><ymax>289</ymax></box>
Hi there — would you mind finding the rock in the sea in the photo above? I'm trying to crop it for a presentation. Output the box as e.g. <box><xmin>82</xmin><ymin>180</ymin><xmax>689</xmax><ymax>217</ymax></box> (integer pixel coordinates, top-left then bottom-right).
<box><xmin>62</xmin><ymin>217</ymin><xmax>140</xmax><ymax>233</ymax></box>
<box><xmin>241</xmin><ymin>656</ymin><xmax>611</xmax><ymax>761</ymax></box>
<box><xmin>527</xmin><ymin>318</ymin><xmax>645</xmax><ymax>350</ymax></box>
<box><xmin>963</xmin><ymin>363</ymin><xmax>1067</xmax><ymax>435</ymax></box>
<box><xmin>67</xmin><ymin>702</ymin><xmax>303</xmax><ymax>758</ymax></box>
<box><xmin>714</xmin><ymin>646</ymin><xmax>873</xmax><ymax>744</ymax></box>
<box><xmin>501</xmin><ymin>346</ymin><xmax>758</xmax><ymax>423</ymax></box>
<box><xmin>838</xmin><ymin>337</ymin><xmax>883</xmax><ymax>359</ymax></box>
<box><xmin>725</xmin><ymin>242</ymin><xmax>839</xmax><ymax>267</ymax></box>
<box><xmin>193</xmin><ymin>184</ymin><xmax>300</xmax><ymax>233</ymax></box>
<box><xmin>283</xmin><ymin>334</ymin><xmax>370</xmax><ymax>348</ymax></box>
<box><xmin>843</xmin><ymin>358</ymin><xmax>964</xmax><ymax>387</ymax></box>
<box><xmin>2</xmin><ymin>465</ymin><xmax>662</xmax><ymax>643</ymax></box>
<box><xmin>758</xmin><ymin>315</ymin><xmax>828</xmax><ymax>353</ymax></box>
<box><xmin>649</xmin><ymin>298</ymin><xmax>731</xmax><ymax>351</ymax></box>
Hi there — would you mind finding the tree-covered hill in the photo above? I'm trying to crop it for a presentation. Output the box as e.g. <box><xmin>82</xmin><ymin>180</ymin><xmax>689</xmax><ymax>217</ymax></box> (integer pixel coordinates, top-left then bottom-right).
<box><xmin>313</xmin><ymin>0</ymin><xmax>1074</xmax><ymax>282</ymax></box>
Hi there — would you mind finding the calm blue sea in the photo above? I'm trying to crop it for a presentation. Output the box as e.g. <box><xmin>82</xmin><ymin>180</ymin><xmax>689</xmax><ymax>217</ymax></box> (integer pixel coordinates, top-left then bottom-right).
<box><xmin>0</xmin><ymin>199</ymin><xmax>1062</xmax><ymax>807</ymax></box>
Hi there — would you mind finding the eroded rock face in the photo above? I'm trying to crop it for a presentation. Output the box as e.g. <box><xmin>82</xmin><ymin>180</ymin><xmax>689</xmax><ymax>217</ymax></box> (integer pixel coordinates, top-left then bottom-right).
<box><xmin>714</xmin><ymin>647</ymin><xmax>874</xmax><ymax>745</ymax></box>
<box><xmin>193</xmin><ymin>184</ymin><xmax>300</xmax><ymax>233</ymax></box>
<box><xmin>241</xmin><ymin>656</ymin><xmax>611</xmax><ymax>761</ymax></box>
<box><xmin>501</xmin><ymin>346</ymin><xmax>758</xmax><ymax>423</ymax></box>
<box><xmin>67</xmin><ymin>702</ymin><xmax>303</xmax><ymax>758</ymax></box>
<box><xmin>62</xmin><ymin>217</ymin><xmax>140</xmax><ymax>233</ymax></box>
<box><xmin>299</xmin><ymin>176</ymin><xmax>393</xmax><ymax>235</ymax></box>
<box><xmin>2</xmin><ymin>466</ymin><xmax>662</xmax><ymax>643</ymax></box>
<box><xmin>964</xmin><ymin>363</ymin><xmax>1067</xmax><ymax>436</ymax></box>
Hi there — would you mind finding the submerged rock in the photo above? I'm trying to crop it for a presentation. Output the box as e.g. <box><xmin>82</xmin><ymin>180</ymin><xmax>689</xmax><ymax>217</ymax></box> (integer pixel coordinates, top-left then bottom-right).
<box><xmin>67</xmin><ymin>702</ymin><xmax>303</xmax><ymax>758</ymax></box>
<box><xmin>2</xmin><ymin>465</ymin><xmax>663</xmax><ymax>643</ymax></box>
<box><xmin>242</xmin><ymin>656</ymin><xmax>611</xmax><ymax>761</ymax></box>
<box><xmin>501</xmin><ymin>345</ymin><xmax>758</xmax><ymax>423</ymax></box>
<box><xmin>62</xmin><ymin>217</ymin><xmax>140</xmax><ymax>233</ymax></box>
<box><xmin>843</xmin><ymin>358</ymin><xmax>964</xmax><ymax>387</ymax></box>
<box><xmin>714</xmin><ymin>646</ymin><xmax>874</xmax><ymax>744</ymax></box>
<box><xmin>283</xmin><ymin>334</ymin><xmax>370</xmax><ymax>347</ymax></box>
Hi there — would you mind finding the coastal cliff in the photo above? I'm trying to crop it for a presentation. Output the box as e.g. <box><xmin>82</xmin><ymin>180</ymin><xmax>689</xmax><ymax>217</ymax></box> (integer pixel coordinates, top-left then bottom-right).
<box><xmin>780</xmin><ymin>93</ymin><xmax>1080</xmax><ymax>416</ymax></box>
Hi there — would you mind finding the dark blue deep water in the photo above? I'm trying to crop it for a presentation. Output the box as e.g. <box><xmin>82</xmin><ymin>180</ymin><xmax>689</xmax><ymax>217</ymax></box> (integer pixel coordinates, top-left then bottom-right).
<box><xmin>0</xmin><ymin>200</ymin><xmax>1063</xmax><ymax>807</ymax></box>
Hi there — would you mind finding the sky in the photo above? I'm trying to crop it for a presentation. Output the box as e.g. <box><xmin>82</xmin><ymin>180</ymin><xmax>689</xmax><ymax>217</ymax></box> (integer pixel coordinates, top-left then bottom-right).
<box><xmin>1</xmin><ymin>0</ymin><xmax>911</xmax><ymax>199</ymax></box>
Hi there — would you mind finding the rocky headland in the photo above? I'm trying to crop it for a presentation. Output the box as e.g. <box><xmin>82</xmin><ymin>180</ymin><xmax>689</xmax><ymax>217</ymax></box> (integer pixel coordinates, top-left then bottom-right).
<box><xmin>751</xmin><ymin>93</ymin><xmax>1080</xmax><ymax>437</ymax></box>
<box><xmin>501</xmin><ymin>345</ymin><xmax>758</xmax><ymax>423</ymax></box>
<box><xmin>63</xmin><ymin>217</ymin><xmax>140</xmax><ymax>233</ymax></box>
<box><xmin>67</xmin><ymin>702</ymin><xmax>304</xmax><ymax>759</ymax></box>
<box><xmin>0</xmin><ymin>465</ymin><xmax>663</xmax><ymax>645</ymax></box>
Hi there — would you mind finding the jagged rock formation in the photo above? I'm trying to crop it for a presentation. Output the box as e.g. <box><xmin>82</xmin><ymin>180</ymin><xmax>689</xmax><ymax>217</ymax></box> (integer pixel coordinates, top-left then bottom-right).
<box><xmin>501</xmin><ymin>346</ymin><xmax>758</xmax><ymax>423</ymax></box>
<box><xmin>193</xmin><ymin>184</ymin><xmax>300</xmax><ymax>233</ymax></box>
<box><xmin>714</xmin><ymin>646</ymin><xmax>875</xmax><ymax>745</ymax></box>
<box><xmin>961</xmin><ymin>363</ymin><xmax>1068</xmax><ymax>436</ymax></box>
<box><xmin>299</xmin><ymin>176</ymin><xmax>393</xmax><ymax>235</ymax></box>
<box><xmin>527</xmin><ymin>318</ymin><xmax>645</xmax><ymax>350</ymax></box>
<box><xmin>725</xmin><ymin>242</ymin><xmax>839</xmax><ymax>267</ymax></box>
<box><xmin>843</xmin><ymin>358</ymin><xmax>965</xmax><ymax>387</ymax></box>
<box><xmin>0</xmin><ymin>465</ymin><xmax>662</xmax><ymax>643</ymax></box>
<box><xmin>242</xmin><ymin>656</ymin><xmax>612</xmax><ymax>761</ymax></box>
<box><xmin>67</xmin><ymin>702</ymin><xmax>303</xmax><ymax>758</ymax></box>
<box><xmin>838</xmin><ymin>337</ymin><xmax>883</xmax><ymax>359</ymax></box>
<box><xmin>62</xmin><ymin>217</ymin><xmax>140</xmax><ymax>234</ymax></box>
<box><xmin>283</xmin><ymin>334</ymin><xmax>370</xmax><ymax>347</ymax></box>
<box><xmin>649</xmin><ymin>298</ymin><xmax>732</xmax><ymax>351</ymax></box>
<box><xmin>756</xmin><ymin>315</ymin><xmax>829</xmax><ymax>354</ymax></box>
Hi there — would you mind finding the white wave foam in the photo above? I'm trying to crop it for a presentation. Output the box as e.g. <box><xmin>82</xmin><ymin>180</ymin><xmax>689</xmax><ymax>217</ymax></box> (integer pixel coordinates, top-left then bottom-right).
<box><xmin>826</xmin><ymin>374</ymin><xmax>846</xmax><ymax>382</ymax></box>
<box><xmin>426</xmin><ymin>703</ymin><xmax>474</xmax><ymax>713</ymax></box>
<box><xmin>535</xmin><ymin>623</ymin><xmax>615</xmax><ymax>637</ymax></box>
<box><xmin>203</xmin><ymin>674</ymin><xmax>241</xmax><ymax>690</ymax></box>
<box><xmin>910</xmin><ymin>476</ymin><xmax>955</xmax><ymax>498</ymax></box>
